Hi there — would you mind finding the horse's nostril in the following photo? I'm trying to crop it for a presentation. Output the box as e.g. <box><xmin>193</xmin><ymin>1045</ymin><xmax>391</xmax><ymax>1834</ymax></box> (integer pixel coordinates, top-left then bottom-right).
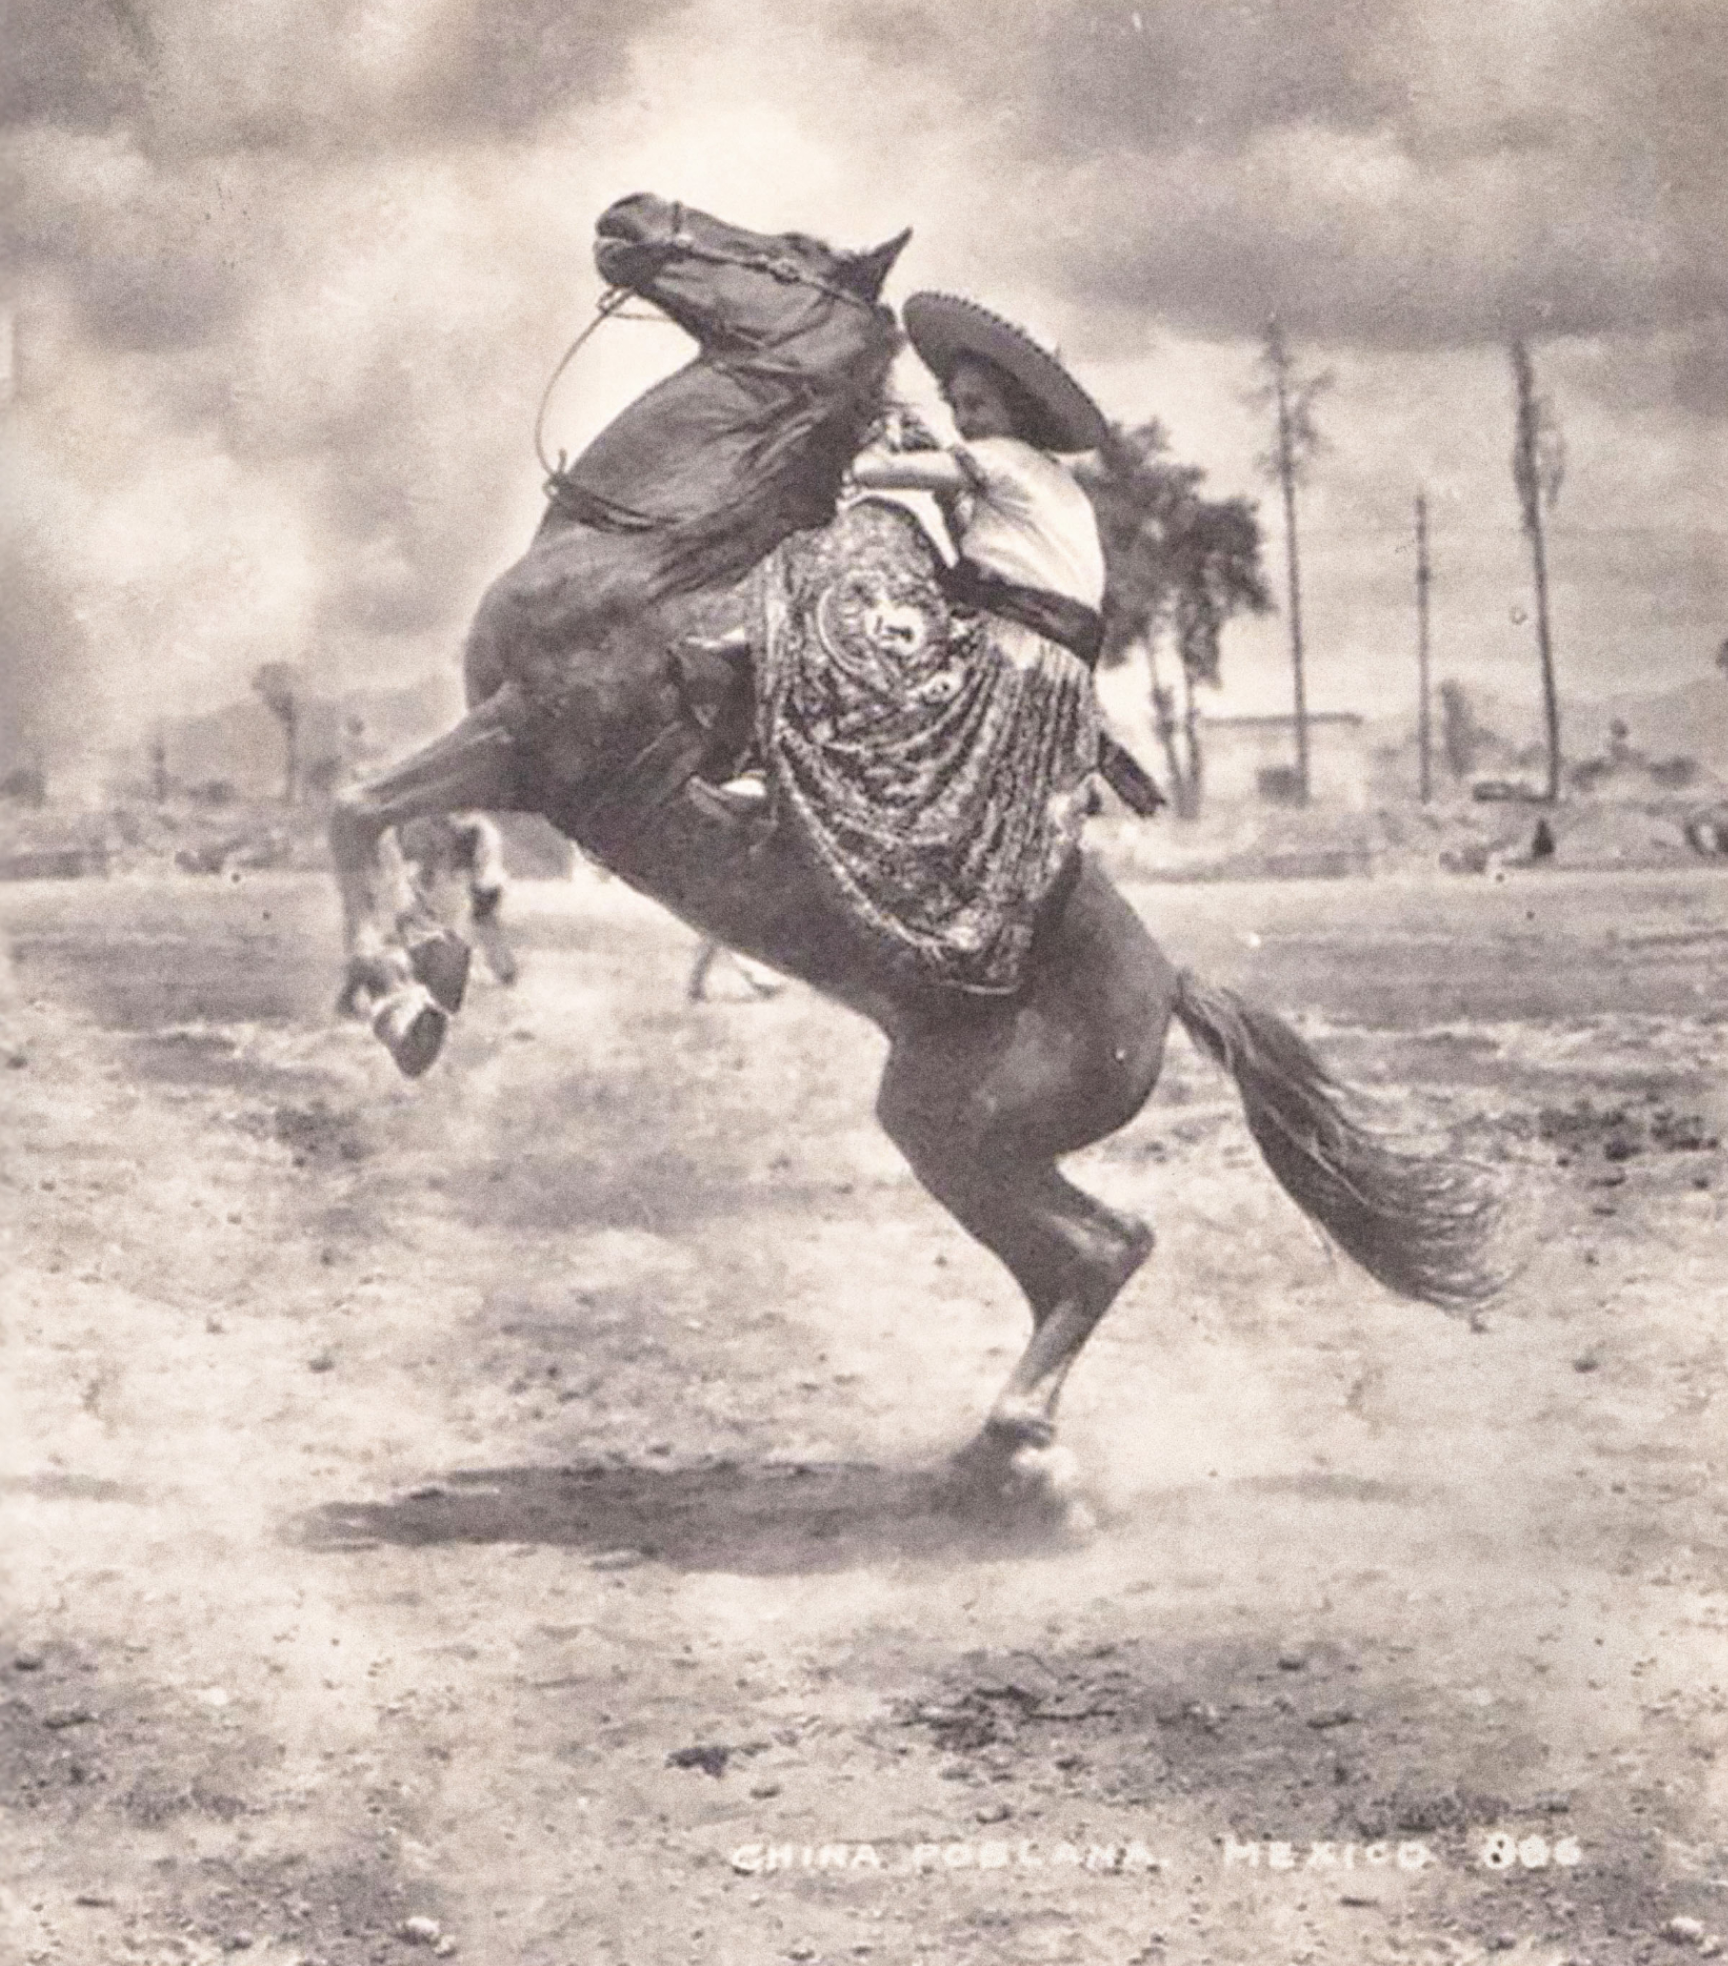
<box><xmin>596</xmin><ymin>193</ymin><xmax>661</xmax><ymax>241</ymax></box>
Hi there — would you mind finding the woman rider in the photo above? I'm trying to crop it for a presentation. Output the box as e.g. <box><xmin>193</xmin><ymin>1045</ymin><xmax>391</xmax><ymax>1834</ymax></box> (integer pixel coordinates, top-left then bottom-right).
<box><xmin>722</xmin><ymin>294</ymin><xmax>1152</xmax><ymax>995</ymax></box>
<box><xmin>855</xmin><ymin>291</ymin><xmax>1111</xmax><ymax>675</ymax></box>
<box><xmin>844</xmin><ymin>297</ymin><xmax>1138</xmax><ymax>989</ymax></box>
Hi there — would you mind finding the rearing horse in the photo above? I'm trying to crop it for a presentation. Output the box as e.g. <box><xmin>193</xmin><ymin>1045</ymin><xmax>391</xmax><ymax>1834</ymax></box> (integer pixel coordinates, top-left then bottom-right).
<box><xmin>331</xmin><ymin>194</ymin><xmax>1503</xmax><ymax>1499</ymax></box>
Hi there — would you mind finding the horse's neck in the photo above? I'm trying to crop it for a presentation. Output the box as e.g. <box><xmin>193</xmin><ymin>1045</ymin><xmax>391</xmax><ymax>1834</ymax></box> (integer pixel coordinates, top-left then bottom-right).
<box><xmin>564</xmin><ymin>361</ymin><xmax>786</xmax><ymax>519</ymax></box>
<box><xmin>548</xmin><ymin>349</ymin><xmax>879</xmax><ymax>585</ymax></box>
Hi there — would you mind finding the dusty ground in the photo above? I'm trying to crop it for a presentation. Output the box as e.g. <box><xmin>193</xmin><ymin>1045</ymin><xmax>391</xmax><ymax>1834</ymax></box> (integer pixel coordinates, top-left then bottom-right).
<box><xmin>2</xmin><ymin>860</ymin><xmax>1726</xmax><ymax>1966</ymax></box>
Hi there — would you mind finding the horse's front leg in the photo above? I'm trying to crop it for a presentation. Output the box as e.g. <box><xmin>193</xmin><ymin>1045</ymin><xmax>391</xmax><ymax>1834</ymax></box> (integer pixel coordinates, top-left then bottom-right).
<box><xmin>331</xmin><ymin>824</ymin><xmax>417</xmax><ymax>1015</ymax></box>
<box><xmin>464</xmin><ymin>818</ymin><xmax>520</xmax><ymax>988</ymax></box>
<box><xmin>329</xmin><ymin>687</ymin><xmax>525</xmax><ymax>1076</ymax></box>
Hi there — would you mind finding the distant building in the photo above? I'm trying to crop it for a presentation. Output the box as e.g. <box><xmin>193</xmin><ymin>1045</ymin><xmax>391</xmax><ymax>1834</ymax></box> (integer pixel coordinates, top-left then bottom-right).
<box><xmin>1198</xmin><ymin>712</ymin><xmax>1369</xmax><ymax>810</ymax></box>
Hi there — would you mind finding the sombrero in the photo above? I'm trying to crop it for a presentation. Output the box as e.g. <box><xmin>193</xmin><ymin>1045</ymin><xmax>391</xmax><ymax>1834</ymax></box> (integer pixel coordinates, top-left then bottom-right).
<box><xmin>901</xmin><ymin>292</ymin><xmax>1109</xmax><ymax>454</ymax></box>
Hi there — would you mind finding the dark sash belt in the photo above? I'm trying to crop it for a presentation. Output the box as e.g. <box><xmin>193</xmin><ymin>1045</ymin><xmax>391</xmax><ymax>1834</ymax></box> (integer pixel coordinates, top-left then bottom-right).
<box><xmin>943</xmin><ymin>560</ymin><xmax>1165</xmax><ymax>818</ymax></box>
<box><xmin>944</xmin><ymin>558</ymin><xmax>1105</xmax><ymax>668</ymax></box>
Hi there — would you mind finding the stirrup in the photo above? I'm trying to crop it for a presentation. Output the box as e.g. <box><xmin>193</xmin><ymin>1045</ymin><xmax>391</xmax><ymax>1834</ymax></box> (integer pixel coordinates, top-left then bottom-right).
<box><xmin>687</xmin><ymin>776</ymin><xmax>771</xmax><ymax>825</ymax></box>
<box><xmin>682</xmin><ymin>628</ymin><xmax>751</xmax><ymax>657</ymax></box>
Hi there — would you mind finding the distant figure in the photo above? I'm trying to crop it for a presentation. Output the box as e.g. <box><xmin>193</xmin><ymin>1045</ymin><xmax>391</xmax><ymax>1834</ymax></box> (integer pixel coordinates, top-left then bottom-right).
<box><xmin>1684</xmin><ymin>807</ymin><xmax>1728</xmax><ymax>858</ymax></box>
<box><xmin>1529</xmin><ymin>816</ymin><xmax>1556</xmax><ymax>863</ymax></box>
<box><xmin>687</xmin><ymin>937</ymin><xmax>784</xmax><ymax>1003</ymax></box>
<box><xmin>396</xmin><ymin>811</ymin><xmax>519</xmax><ymax>987</ymax></box>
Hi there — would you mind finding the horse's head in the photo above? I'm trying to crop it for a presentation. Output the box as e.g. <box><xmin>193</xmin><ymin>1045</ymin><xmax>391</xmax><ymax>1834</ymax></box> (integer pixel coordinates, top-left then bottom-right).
<box><xmin>548</xmin><ymin>198</ymin><xmax>911</xmax><ymax>584</ymax></box>
<box><xmin>594</xmin><ymin>194</ymin><xmax>909</xmax><ymax>366</ymax></box>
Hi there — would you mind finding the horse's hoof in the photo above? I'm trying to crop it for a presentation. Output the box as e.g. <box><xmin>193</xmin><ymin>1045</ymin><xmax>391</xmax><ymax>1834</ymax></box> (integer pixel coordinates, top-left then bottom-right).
<box><xmin>408</xmin><ymin>931</ymin><xmax>471</xmax><ymax>1014</ymax></box>
<box><xmin>1000</xmin><ymin>1445</ymin><xmax>1097</xmax><ymax>1540</ymax></box>
<box><xmin>372</xmin><ymin>990</ymin><xmax>449</xmax><ymax>1078</ymax></box>
<box><xmin>941</xmin><ymin>1433</ymin><xmax>1093</xmax><ymax>1536</ymax></box>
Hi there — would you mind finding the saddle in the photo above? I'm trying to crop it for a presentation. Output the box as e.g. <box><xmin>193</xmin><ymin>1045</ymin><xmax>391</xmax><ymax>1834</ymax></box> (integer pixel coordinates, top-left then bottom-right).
<box><xmin>670</xmin><ymin>583</ymin><xmax>1165</xmax><ymax>829</ymax></box>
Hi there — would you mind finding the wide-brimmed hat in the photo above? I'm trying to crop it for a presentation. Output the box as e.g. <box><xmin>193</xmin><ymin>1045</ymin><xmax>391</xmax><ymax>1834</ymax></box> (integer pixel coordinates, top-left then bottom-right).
<box><xmin>901</xmin><ymin>292</ymin><xmax>1109</xmax><ymax>454</ymax></box>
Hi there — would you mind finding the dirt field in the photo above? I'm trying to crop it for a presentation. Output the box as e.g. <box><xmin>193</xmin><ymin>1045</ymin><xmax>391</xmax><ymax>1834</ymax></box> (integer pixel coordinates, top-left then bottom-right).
<box><xmin>3</xmin><ymin>860</ymin><xmax>1726</xmax><ymax>1966</ymax></box>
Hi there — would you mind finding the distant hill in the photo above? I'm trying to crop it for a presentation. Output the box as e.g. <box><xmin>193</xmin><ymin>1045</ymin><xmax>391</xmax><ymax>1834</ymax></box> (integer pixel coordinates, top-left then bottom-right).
<box><xmin>114</xmin><ymin>671</ymin><xmax>467</xmax><ymax>801</ymax></box>
<box><xmin>1582</xmin><ymin>675</ymin><xmax>1728</xmax><ymax>766</ymax></box>
<box><xmin>127</xmin><ymin>662</ymin><xmax>1728</xmax><ymax>811</ymax></box>
<box><xmin>1365</xmin><ymin>674</ymin><xmax>1728</xmax><ymax>778</ymax></box>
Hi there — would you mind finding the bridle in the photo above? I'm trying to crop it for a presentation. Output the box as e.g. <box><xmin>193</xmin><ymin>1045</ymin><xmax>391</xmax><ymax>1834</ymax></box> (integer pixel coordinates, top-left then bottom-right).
<box><xmin>534</xmin><ymin>203</ymin><xmax>885</xmax><ymax>485</ymax></box>
<box><xmin>645</xmin><ymin>201</ymin><xmax>882</xmax><ymax>313</ymax></box>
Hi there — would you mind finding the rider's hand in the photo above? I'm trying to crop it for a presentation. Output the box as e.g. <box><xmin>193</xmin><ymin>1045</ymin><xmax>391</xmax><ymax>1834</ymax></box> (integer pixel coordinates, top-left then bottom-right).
<box><xmin>881</xmin><ymin>405</ymin><xmax>942</xmax><ymax>454</ymax></box>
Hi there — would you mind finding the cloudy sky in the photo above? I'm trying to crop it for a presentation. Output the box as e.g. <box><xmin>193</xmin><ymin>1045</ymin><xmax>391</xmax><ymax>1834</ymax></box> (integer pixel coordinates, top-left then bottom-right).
<box><xmin>5</xmin><ymin>0</ymin><xmax>1726</xmax><ymax>779</ymax></box>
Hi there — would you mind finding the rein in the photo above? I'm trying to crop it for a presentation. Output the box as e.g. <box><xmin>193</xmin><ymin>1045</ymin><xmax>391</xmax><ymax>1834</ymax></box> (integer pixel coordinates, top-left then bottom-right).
<box><xmin>533</xmin><ymin>286</ymin><xmax>645</xmax><ymax>487</ymax></box>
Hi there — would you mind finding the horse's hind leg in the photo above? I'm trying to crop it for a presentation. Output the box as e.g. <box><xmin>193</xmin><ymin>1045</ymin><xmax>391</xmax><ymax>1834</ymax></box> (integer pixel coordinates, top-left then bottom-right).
<box><xmin>875</xmin><ymin>863</ymin><xmax>1178</xmax><ymax>1497</ymax></box>
<box><xmin>329</xmin><ymin>688</ymin><xmax>525</xmax><ymax>1076</ymax></box>
<box><xmin>876</xmin><ymin>1082</ymin><xmax>1154</xmax><ymax>1494</ymax></box>
<box><xmin>975</xmin><ymin>1171</ymin><xmax>1156</xmax><ymax>1447</ymax></box>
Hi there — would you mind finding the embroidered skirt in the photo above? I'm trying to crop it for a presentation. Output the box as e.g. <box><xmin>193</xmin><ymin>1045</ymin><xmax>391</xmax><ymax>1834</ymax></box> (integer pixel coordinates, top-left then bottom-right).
<box><xmin>752</xmin><ymin>499</ymin><xmax>1098</xmax><ymax>994</ymax></box>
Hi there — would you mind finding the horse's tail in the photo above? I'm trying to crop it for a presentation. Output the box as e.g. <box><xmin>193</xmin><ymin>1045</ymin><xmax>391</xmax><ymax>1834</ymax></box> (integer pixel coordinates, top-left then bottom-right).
<box><xmin>1170</xmin><ymin>970</ymin><xmax>1508</xmax><ymax>1312</ymax></box>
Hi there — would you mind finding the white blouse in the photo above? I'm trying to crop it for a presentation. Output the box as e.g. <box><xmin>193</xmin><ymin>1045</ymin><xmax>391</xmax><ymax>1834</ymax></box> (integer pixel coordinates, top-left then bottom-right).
<box><xmin>954</xmin><ymin>437</ymin><xmax>1106</xmax><ymax>611</ymax></box>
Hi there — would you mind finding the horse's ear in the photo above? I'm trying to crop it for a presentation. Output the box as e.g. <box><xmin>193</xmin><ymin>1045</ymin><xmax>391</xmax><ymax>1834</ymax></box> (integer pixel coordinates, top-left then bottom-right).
<box><xmin>840</xmin><ymin>227</ymin><xmax>912</xmax><ymax>301</ymax></box>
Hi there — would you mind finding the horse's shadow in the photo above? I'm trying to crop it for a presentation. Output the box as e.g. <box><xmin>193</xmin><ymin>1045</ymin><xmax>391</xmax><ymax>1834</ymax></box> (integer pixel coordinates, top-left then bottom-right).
<box><xmin>296</xmin><ymin>1457</ymin><xmax>1086</xmax><ymax>1575</ymax></box>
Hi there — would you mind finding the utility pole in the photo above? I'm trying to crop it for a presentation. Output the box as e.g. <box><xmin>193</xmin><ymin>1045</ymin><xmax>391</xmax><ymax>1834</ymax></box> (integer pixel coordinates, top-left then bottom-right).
<box><xmin>1510</xmin><ymin>341</ymin><xmax>1564</xmax><ymax>803</ymax></box>
<box><xmin>1274</xmin><ymin>364</ymin><xmax>1310</xmax><ymax>804</ymax></box>
<box><xmin>1415</xmin><ymin>492</ymin><xmax>1433</xmax><ymax>803</ymax></box>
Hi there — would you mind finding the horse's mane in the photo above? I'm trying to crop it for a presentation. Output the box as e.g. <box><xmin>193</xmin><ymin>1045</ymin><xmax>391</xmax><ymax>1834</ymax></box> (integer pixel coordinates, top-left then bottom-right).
<box><xmin>539</xmin><ymin>312</ymin><xmax>897</xmax><ymax>608</ymax></box>
<box><xmin>654</xmin><ymin>382</ymin><xmax>888</xmax><ymax>597</ymax></box>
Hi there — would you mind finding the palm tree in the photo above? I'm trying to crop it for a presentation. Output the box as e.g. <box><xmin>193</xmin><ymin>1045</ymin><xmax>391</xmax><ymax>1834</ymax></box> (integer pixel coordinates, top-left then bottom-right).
<box><xmin>1079</xmin><ymin>422</ymin><xmax>1272</xmax><ymax>817</ymax></box>
<box><xmin>251</xmin><ymin>661</ymin><xmax>304</xmax><ymax>804</ymax></box>
<box><xmin>1250</xmin><ymin>321</ymin><xmax>1332</xmax><ymax>804</ymax></box>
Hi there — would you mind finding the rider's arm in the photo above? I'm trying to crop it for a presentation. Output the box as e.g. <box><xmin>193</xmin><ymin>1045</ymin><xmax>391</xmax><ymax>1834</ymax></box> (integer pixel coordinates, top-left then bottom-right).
<box><xmin>849</xmin><ymin>447</ymin><xmax>972</xmax><ymax>494</ymax></box>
